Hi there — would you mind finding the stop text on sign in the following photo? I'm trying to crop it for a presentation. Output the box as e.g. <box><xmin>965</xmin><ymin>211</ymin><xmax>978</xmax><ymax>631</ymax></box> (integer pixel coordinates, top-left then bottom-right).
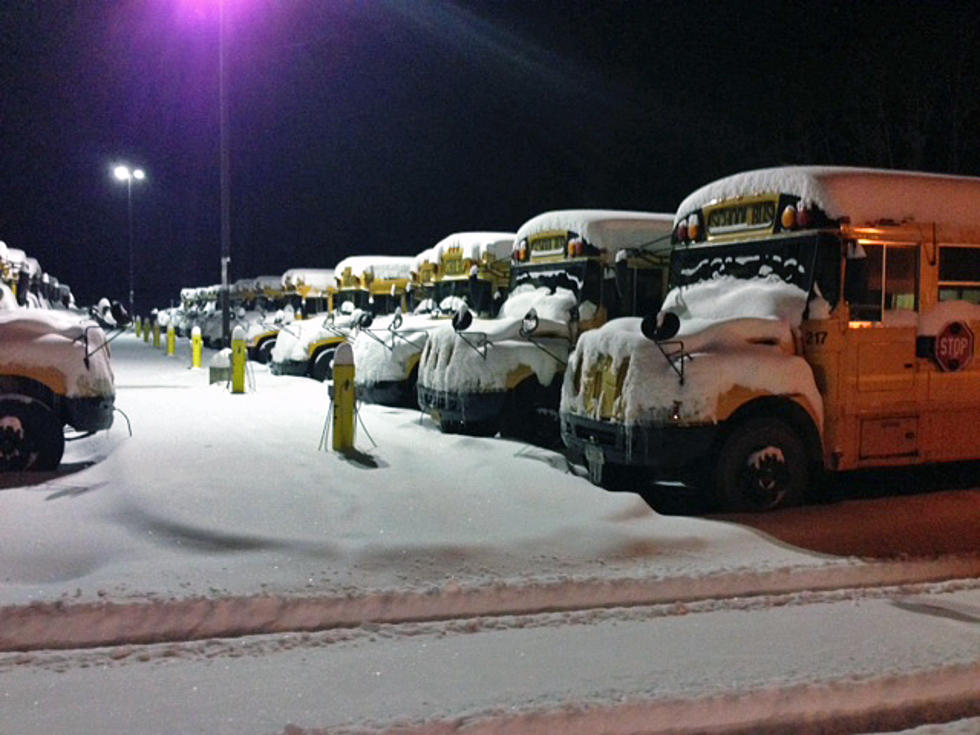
<box><xmin>935</xmin><ymin>321</ymin><xmax>974</xmax><ymax>372</ymax></box>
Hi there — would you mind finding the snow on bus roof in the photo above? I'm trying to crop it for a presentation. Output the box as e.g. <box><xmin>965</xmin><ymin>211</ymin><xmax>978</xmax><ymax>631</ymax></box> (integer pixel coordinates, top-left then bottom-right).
<box><xmin>253</xmin><ymin>275</ymin><xmax>282</xmax><ymax>290</ymax></box>
<box><xmin>515</xmin><ymin>209</ymin><xmax>674</xmax><ymax>251</ymax></box>
<box><xmin>4</xmin><ymin>247</ymin><xmax>26</xmax><ymax>266</ymax></box>
<box><xmin>675</xmin><ymin>166</ymin><xmax>980</xmax><ymax>228</ymax></box>
<box><xmin>281</xmin><ymin>268</ymin><xmax>335</xmax><ymax>290</ymax></box>
<box><xmin>432</xmin><ymin>232</ymin><xmax>516</xmax><ymax>262</ymax></box>
<box><xmin>413</xmin><ymin>247</ymin><xmax>438</xmax><ymax>270</ymax></box>
<box><xmin>334</xmin><ymin>255</ymin><xmax>415</xmax><ymax>280</ymax></box>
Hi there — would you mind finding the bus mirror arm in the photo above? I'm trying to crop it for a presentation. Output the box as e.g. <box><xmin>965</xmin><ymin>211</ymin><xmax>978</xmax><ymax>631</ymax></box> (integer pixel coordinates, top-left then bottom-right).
<box><xmin>456</xmin><ymin>331</ymin><xmax>490</xmax><ymax>360</ymax></box>
<box><xmin>654</xmin><ymin>339</ymin><xmax>691</xmax><ymax>386</ymax></box>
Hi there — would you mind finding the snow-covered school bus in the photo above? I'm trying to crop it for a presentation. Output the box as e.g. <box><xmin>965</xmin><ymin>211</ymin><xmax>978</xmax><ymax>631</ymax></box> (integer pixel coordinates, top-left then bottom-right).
<box><xmin>270</xmin><ymin>256</ymin><xmax>414</xmax><ymax>381</ymax></box>
<box><xmin>561</xmin><ymin>166</ymin><xmax>980</xmax><ymax>512</ymax></box>
<box><xmin>0</xmin><ymin>284</ymin><xmax>117</xmax><ymax>470</ymax></box>
<box><xmin>353</xmin><ymin>232</ymin><xmax>514</xmax><ymax>406</ymax></box>
<box><xmin>418</xmin><ymin>210</ymin><xmax>673</xmax><ymax>442</ymax></box>
<box><xmin>243</xmin><ymin>269</ymin><xmax>334</xmax><ymax>363</ymax></box>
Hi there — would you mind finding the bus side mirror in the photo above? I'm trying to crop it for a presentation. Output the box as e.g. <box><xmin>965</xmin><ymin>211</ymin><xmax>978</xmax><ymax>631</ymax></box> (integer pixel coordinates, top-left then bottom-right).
<box><xmin>520</xmin><ymin>308</ymin><xmax>539</xmax><ymax>337</ymax></box>
<box><xmin>357</xmin><ymin>311</ymin><xmax>374</xmax><ymax>329</ymax></box>
<box><xmin>641</xmin><ymin>311</ymin><xmax>680</xmax><ymax>342</ymax></box>
<box><xmin>390</xmin><ymin>308</ymin><xmax>403</xmax><ymax>331</ymax></box>
<box><xmin>452</xmin><ymin>307</ymin><xmax>473</xmax><ymax>332</ymax></box>
<box><xmin>110</xmin><ymin>301</ymin><xmax>132</xmax><ymax>327</ymax></box>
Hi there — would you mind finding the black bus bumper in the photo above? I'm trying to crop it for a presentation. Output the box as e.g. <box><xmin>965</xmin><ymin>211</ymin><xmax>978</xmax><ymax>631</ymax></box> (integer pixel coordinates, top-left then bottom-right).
<box><xmin>64</xmin><ymin>394</ymin><xmax>115</xmax><ymax>432</ymax></box>
<box><xmin>417</xmin><ymin>385</ymin><xmax>507</xmax><ymax>428</ymax></box>
<box><xmin>560</xmin><ymin>412</ymin><xmax>716</xmax><ymax>473</ymax></box>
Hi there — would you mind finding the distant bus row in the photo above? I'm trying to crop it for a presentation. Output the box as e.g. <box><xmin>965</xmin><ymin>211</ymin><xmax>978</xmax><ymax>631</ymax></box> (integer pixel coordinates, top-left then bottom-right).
<box><xmin>0</xmin><ymin>241</ymin><xmax>77</xmax><ymax>310</ymax></box>
<box><xmin>147</xmin><ymin>165</ymin><xmax>980</xmax><ymax>513</ymax></box>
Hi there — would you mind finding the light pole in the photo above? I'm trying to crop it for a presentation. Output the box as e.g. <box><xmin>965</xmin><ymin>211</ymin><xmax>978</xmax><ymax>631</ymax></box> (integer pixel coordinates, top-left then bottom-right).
<box><xmin>219</xmin><ymin>0</ymin><xmax>232</xmax><ymax>347</ymax></box>
<box><xmin>113</xmin><ymin>164</ymin><xmax>146</xmax><ymax>318</ymax></box>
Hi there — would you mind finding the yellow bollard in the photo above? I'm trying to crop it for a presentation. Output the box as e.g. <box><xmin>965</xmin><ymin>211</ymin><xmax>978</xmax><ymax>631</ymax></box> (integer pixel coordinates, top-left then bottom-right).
<box><xmin>332</xmin><ymin>343</ymin><xmax>355</xmax><ymax>451</ymax></box>
<box><xmin>153</xmin><ymin>322</ymin><xmax>161</xmax><ymax>348</ymax></box>
<box><xmin>143</xmin><ymin>320</ymin><xmax>150</xmax><ymax>343</ymax></box>
<box><xmin>135</xmin><ymin>316</ymin><xmax>142</xmax><ymax>338</ymax></box>
<box><xmin>167</xmin><ymin>324</ymin><xmax>176</xmax><ymax>357</ymax></box>
<box><xmin>191</xmin><ymin>326</ymin><xmax>202</xmax><ymax>368</ymax></box>
<box><xmin>231</xmin><ymin>325</ymin><xmax>247</xmax><ymax>394</ymax></box>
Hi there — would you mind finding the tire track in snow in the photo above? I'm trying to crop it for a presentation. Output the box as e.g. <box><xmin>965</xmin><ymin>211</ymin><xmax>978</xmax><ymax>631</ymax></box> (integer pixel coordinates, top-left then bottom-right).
<box><xmin>2</xmin><ymin>555</ymin><xmax>978</xmax><ymax>652</ymax></box>
<box><xmin>2</xmin><ymin>585</ymin><xmax>978</xmax><ymax>735</ymax></box>
<box><xmin>285</xmin><ymin>666</ymin><xmax>980</xmax><ymax>735</ymax></box>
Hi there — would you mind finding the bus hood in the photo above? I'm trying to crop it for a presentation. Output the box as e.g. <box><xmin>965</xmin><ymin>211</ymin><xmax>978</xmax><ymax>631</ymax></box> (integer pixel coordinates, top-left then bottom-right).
<box><xmin>352</xmin><ymin>312</ymin><xmax>447</xmax><ymax>385</ymax></box>
<box><xmin>0</xmin><ymin>310</ymin><xmax>115</xmax><ymax>399</ymax></box>
<box><xmin>562</xmin><ymin>315</ymin><xmax>822</xmax><ymax>428</ymax></box>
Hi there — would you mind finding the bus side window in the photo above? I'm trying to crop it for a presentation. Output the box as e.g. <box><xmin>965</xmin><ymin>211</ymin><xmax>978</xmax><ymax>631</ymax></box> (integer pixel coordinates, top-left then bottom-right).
<box><xmin>845</xmin><ymin>243</ymin><xmax>918</xmax><ymax>322</ymax></box>
<box><xmin>845</xmin><ymin>242</ymin><xmax>880</xmax><ymax>321</ymax></box>
<box><xmin>939</xmin><ymin>246</ymin><xmax>980</xmax><ymax>304</ymax></box>
<box><xmin>885</xmin><ymin>246</ymin><xmax>918</xmax><ymax>311</ymax></box>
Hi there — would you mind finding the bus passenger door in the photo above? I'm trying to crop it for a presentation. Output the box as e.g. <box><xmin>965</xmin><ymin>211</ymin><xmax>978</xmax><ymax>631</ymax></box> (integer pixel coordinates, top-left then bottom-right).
<box><xmin>842</xmin><ymin>242</ymin><xmax>921</xmax><ymax>463</ymax></box>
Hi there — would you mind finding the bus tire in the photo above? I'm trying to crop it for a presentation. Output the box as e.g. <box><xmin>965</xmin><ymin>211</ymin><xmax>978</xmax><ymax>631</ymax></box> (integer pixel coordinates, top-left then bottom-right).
<box><xmin>0</xmin><ymin>398</ymin><xmax>65</xmax><ymax>472</ymax></box>
<box><xmin>310</xmin><ymin>348</ymin><xmax>336</xmax><ymax>382</ymax></box>
<box><xmin>713</xmin><ymin>416</ymin><xmax>807</xmax><ymax>513</ymax></box>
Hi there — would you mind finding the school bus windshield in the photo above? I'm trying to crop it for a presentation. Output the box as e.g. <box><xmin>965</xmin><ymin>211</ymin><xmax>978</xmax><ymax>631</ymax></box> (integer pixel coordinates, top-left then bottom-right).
<box><xmin>670</xmin><ymin>233</ymin><xmax>841</xmax><ymax>308</ymax></box>
<box><xmin>511</xmin><ymin>260</ymin><xmax>601</xmax><ymax>306</ymax></box>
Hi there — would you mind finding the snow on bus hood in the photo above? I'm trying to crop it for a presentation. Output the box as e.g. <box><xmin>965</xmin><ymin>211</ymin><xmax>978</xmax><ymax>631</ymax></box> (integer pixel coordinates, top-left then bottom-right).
<box><xmin>563</xmin><ymin>278</ymin><xmax>821</xmax><ymax>426</ymax></box>
<box><xmin>0</xmin><ymin>309</ymin><xmax>114</xmax><ymax>398</ymax></box>
<box><xmin>662</xmin><ymin>276</ymin><xmax>809</xmax><ymax>336</ymax></box>
<box><xmin>419</xmin><ymin>287</ymin><xmax>575</xmax><ymax>394</ymax></box>
<box><xmin>353</xmin><ymin>311</ymin><xmax>445</xmax><ymax>385</ymax></box>
<box><xmin>270</xmin><ymin>312</ymin><xmax>356</xmax><ymax>364</ymax></box>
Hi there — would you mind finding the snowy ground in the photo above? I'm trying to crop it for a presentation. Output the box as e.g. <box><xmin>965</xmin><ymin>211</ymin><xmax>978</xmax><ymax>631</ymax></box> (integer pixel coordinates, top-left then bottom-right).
<box><xmin>1</xmin><ymin>333</ymin><xmax>978</xmax><ymax>733</ymax></box>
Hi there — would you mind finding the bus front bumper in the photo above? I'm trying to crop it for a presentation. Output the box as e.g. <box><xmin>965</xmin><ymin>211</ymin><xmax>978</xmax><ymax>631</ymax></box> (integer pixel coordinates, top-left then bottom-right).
<box><xmin>358</xmin><ymin>378</ymin><xmax>418</xmax><ymax>409</ymax></box>
<box><xmin>560</xmin><ymin>412</ymin><xmax>716</xmax><ymax>474</ymax></box>
<box><xmin>417</xmin><ymin>385</ymin><xmax>507</xmax><ymax>428</ymax></box>
<box><xmin>64</xmin><ymin>395</ymin><xmax>116</xmax><ymax>433</ymax></box>
<box><xmin>269</xmin><ymin>359</ymin><xmax>309</xmax><ymax>377</ymax></box>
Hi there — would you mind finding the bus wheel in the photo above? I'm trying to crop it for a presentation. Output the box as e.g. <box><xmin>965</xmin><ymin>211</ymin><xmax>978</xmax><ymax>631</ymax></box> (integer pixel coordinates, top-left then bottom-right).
<box><xmin>310</xmin><ymin>348</ymin><xmax>336</xmax><ymax>382</ymax></box>
<box><xmin>713</xmin><ymin>417</ymin><xmax>807</xmax><ymax>512</ymax></box>
<box><xmin>0</xmin><ymin>398</ymin><xmax>65</xmax><ymax>472</ymax></box>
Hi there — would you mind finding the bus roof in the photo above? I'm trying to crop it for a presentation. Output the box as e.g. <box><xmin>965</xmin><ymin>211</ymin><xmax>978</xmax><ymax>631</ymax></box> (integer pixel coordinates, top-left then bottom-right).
<box><xmin>254</xmin><ymin>275</ymin><xmax>283</xmax><ymax>291</ymax></box>
<box><xmin>334</xmin><ymin>255</ymin><xmax>415</xmax><ymax>281</ymax></box>
<box><xmin>413</xmin><ymin>247</ymin><xmax>438</xmax><ymax>270</ymax></box>
<box><xmin>516</xmin><ymin>209</ymin><xmax>674</xmax><ymax>251</ymax></box>
<box><xmin>676</xmin><ymin>166</ymin><xmax>980</xmax><ymax>229</ymax></box>
<box><xmin>281</xmin><ymin>268</ymin><xmax>335</xmax><ymax>290</ymax></box>
<box><xmin>432</xmin><ymin>231</ymin><xmax>516</xmax><ymax>262</ymax></box>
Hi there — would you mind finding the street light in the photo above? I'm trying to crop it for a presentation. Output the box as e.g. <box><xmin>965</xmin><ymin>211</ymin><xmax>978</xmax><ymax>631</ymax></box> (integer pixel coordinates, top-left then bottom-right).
<box><xmin>113</xmin><ymin>165</ymin><xmax>146</xmax><ymax>319</ymax></box>
<box><xmin>219</xmin><ymin>0</ymin><xmax>231</xmax><ymax>347</ymax></box>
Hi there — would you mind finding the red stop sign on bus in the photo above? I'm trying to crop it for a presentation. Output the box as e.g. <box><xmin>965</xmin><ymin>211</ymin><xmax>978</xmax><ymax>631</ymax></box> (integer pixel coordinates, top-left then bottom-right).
<box><xmin>935</xmin><ymin>321</ymin><xmax>974</xmax><ymax>372</ymax></box>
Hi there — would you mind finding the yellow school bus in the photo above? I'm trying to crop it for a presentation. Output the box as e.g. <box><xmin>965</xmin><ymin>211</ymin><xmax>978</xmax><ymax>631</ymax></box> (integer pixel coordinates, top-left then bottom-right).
<box><xmin>560</xmin><ymin>166</ymin><xmax>980</xmax><ymax>512</ymax></box>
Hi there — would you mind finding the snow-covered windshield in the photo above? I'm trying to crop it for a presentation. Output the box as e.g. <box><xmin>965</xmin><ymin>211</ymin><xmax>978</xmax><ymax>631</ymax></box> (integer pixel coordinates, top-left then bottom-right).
<box><xmin>670</xmin><ymin>233</ymin><xmax>841</xmax><ymax>307</ymax></box>
<box><xmin>335</xmin><ymin>289</ymin><xmax>400</xmax><ymax>316</ymax></box>
<box><xmin>511</xmin><ymin>260</ymin><xmax>600</xmax><ymax>305</ymax></box>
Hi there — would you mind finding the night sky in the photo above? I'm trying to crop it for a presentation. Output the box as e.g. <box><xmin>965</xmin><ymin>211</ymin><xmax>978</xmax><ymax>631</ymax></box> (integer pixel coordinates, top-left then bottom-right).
<box><xmin>2</xmin><ymin>0</ymin><xmax>979</xmax><ymax>313</ymax></box>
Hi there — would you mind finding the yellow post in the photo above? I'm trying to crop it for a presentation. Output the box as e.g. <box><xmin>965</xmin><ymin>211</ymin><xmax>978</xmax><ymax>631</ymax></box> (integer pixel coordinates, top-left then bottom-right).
<box><xmin>231</xmin><ymin>325</ymin><xmax>247</xmax><ymax>394</ymax></box>
<box><xmin>191</xmin><ymin>326</ymin><xmax>202</xmax><ymax>368</ymax></box>
<box><xmin>166</xmin><ymin>324</ymin><xmax>176</xmax><ymax>357</ymax></box>
<box><xmin>332</xmin><ymin>342</ymin><xmax>355</xmax><ymax>451</ymax></box>
<box><xmin>152</xmin><ymin>321</ymin><xmax>161</xmax><ymax>348</ymax></box>
<box><xmin>144</xmin><ymin>320</ymin><xmax>150</xmax><ymax>343</ymax></box>
<box><xmin>135</xmin><ymin>315</ymin><xmax>142</xmax><ymax>338</ymax></box>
